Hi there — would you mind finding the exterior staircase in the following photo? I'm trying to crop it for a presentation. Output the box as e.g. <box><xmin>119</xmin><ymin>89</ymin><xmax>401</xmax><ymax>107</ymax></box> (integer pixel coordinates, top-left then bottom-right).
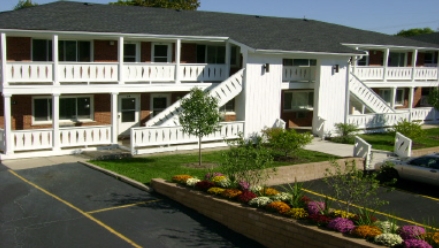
<box><xmin>145</xmin><ymin>68</ymin><xmax>245</xmax><ymax>127</ymax></box>
<box><xmin>349</xmin><ymin>73</ymin><xmax>395</xmax><ymax>113</ymax></box>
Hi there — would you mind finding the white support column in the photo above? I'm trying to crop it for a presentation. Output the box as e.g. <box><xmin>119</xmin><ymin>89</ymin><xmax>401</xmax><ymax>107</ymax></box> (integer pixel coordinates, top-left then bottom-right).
<box><xmin>52</xmin><ymin>35</ymin><xmax>59</xmax><ymax>86</ymax></box>
<box><xmin>225</xmin><ymin>41</ymin><xmax>231</xmax><ymax>77</ymax></box>
<box><xmin>411</xmin><ymin>49</ymin><xmax>418</xmax><ymax>82</ymax></box>
<box><xmin>408</xmin><ymin>87</ymin><xmax>415</xmax><ymax>121</ymax></box>
<box><xmin>1</xmin><ymin>33</ymin><xmax>7</xmax><ymax>87</ymax></box>
<box><xmin>344</xmin><ymin>61</ymin><xmax>351</xmax><ymax>123</ymax></box>
<box><xmin>352</xmin><ymin>47</ymin><xmax>358</xmax><ymax>75</ymax></box>
<box><xmin>175</xmin><ymin>39</ymin><xmax>181</xmax><ymax>84</ymax></box>
<box><xmin>3</xmin><ymin>93</ymin><xmax>13</xmax><ymax>155</ymax></box>
<box><xmin>52</xmin><ymin>93</ymin><xmax>60</xmax><ymax>151</ymax></box>
<box><xmin>118</xmin><ymin>36</ymin><xmax>124</xmax><ymax>84</ymax></box>
<box><xmin>390</xmin><ymin>87</ymin><xmax>396</xmax><ymax>109</ymax></box>
<box><xmin>111</xmin><ymin>92</ymin><xmax>118</xmax><ymax>145</ymax></box>
<box><xmin>383</xmin><ymin>48</ymin><xmax>389</xmax><ymax>82</ymax></box>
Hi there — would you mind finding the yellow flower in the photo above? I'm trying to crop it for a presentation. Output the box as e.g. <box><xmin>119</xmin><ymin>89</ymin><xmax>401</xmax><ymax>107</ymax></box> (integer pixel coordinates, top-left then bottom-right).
<box><xmin>286</xmin><ymin>208</ymin><xmax>308</xmax><ymax>219</ymax></box>
<box><xmin>172</xmin><ymin>175</ymin><xmax>192</xmax><ymax>184</ymax></box>
<box><xmin>207</xmin><ymin>187</ymin><xmax>226</xmax><ymax>195</ymax></box>
<box><xmin>260</xmin><ymin>187</ymin><xmax>280</xmax><ymax>196</ymax></box>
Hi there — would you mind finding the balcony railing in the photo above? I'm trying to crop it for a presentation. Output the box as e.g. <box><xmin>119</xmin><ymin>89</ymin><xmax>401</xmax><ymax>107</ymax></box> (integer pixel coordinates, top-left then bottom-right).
<box><xmin>283</xmin><ymin>66</ymin><xmax>316</xmax><ymax>82</ymax></box>
<box><xmin>353</xmin><ymin>66</ymin><xmax>438</xmax><ymax>81</ymax></box>
<box><xmin>3</xmin><ymin>62</ymin><xmax>228</xmax><ymax>84</ymax></box>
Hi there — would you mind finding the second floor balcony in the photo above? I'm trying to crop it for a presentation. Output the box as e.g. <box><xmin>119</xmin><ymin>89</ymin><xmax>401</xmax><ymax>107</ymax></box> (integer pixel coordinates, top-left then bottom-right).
<box><xmin>352</xmin><ymin>66</ymin><xmax>438</xmax><ymax>82</ymax></box>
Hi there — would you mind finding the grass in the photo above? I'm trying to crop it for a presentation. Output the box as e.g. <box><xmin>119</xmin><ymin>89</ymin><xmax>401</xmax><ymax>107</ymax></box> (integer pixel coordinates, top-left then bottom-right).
<box><xmin>334</xmin><ymin>128</ymin><xmax>439</xmax><ymax>152</ymax></box>
<box><xmin>91</xmin><ymin>149</ymin><xmax>339</xmax><ymax>185</ymax></box>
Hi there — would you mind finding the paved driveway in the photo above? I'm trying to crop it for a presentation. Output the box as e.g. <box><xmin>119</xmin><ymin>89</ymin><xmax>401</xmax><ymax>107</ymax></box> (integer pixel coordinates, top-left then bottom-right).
<box><xmin>0</xmin><ymin>162</ymin><xmax>264</xmax><ymax>248</ymax></box>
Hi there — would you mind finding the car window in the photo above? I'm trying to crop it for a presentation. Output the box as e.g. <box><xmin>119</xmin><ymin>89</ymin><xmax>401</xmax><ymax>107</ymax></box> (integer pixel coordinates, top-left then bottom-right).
<box><xmin>409</xmin><ymin>157</ymin><xmax>430</xmax><ymax>167</ymax></box>
<box><xmin>430</xmin><ymin>158</ymin><xmax>439</xmax><ymax>170</ymax></box>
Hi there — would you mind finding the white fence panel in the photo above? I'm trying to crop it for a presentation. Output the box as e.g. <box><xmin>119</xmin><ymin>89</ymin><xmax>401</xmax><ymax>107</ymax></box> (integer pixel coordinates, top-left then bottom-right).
<box><xmin>414</xmin><ymin>68</ymin><xmax>438</xmax><ymax>80</ymax></box>
<box><xmin>59</xmin><ymin>63</ymin><xmax>118</xmax><ymax>82</ymax></box>
<box><xmin>7</xmin><ymin>62</ymin><xmax>53</xmax><ymax>82</ymax></box>
<box><xmin>12</xmin><ymin>129</ymin><xmax>53</xmax><ymax>151</ymax></box>
<box><xmin>59</xmin><ymin>126</ymin><xmax>111</xmax><ymax>148</ymax></box>
<box><xmin>353</xmin><ymin>66</ymin><xmax>384</xmax><ymax>81</ymax></box>
<box><xmin>394</xmin><ymin>132</ymin><xmax>412</xmax><ymax>158</ymax></box>
<box><xmin>353</xmin><ymin>136</ymin><xmax>372</xmax><ymax>169</ymax></box>
<box><xmin>283</xmin><ymin>66</ymin><xmax>316</xmax><ymax>82</ymax></box>
<box><xmin>348</xmin><ymin>112</ymin><xmax>410</xmax><ymax>129</ymax></box>
<box><xmin>386</xmin><ymin>67</ymin><xmax>412</xmax><ymax>80</ymax></box>
<box><xmin>124</xmin><ymin>63</ymin><xmax>175</xmax><ymax>82</ymax></box>
<box><xmin>180</xmin><ymin>64</ymin><xmax>227</xmax><ymax>81</ymax></box>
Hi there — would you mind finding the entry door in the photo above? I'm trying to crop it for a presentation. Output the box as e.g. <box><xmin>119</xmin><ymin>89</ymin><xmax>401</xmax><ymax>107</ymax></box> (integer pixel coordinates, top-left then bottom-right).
<box><xmin>151</xmin><ymin>94</ymin><xmax>170</xmax><ymax>118</ymax></box>
<box><xmin>118</xmin><ymin>94</ymin><xmax>140</xmax><ymax>136</ymax></box>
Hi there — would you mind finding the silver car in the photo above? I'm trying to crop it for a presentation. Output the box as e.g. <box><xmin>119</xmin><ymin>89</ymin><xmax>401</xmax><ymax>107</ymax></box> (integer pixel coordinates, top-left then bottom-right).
<box><xmin>376</xmin><ymin>153</ymin><xmax>439</xmax><ymax>186</ymax></box>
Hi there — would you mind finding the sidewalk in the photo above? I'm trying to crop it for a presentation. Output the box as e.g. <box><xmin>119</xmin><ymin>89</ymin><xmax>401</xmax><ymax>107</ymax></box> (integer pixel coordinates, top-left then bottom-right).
<box><xmin>1</xmin><ymin>154</ymin><xmax>89</xmax><ymax>170</ymax></box>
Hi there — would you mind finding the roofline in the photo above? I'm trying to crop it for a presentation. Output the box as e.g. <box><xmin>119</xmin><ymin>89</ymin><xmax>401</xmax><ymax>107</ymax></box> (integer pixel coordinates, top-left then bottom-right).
<box><xmin>0</xmin><ymin>29</ymin><xmax>230</xmax><ymax>42</ymax></box>
<box><xmin>342</xmin><ymin>43</ymin><xmax>439</xmax><ymax>51</ymax></box>
<box><xmin>254</xmin><ymin>49</ymin><xmax>363</xmax><ymax>56</ymax></box>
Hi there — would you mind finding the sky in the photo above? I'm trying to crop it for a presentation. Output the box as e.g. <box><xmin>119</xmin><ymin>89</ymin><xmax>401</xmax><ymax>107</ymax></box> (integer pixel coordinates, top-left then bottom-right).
<box><xmin>0</xmin><ymin>0</ymin><xmax>438</xmax><ymax>35</ymax></box>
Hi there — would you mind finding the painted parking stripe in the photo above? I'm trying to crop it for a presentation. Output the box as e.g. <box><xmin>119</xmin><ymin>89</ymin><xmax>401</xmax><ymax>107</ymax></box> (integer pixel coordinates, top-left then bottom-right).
<box><xmin>87</xmin><ymin>199</ymin><xmax>162</xmax><ymax>214</ymax></box>
<box><xmin>303</xmin><ymin>188</ymin><xmax>438</xmax><ymax>230</ymax></box>
<box><xmin>9</xmin><ymin>170</ymin><xmax>143</xmax><ymax>248</ymax></box>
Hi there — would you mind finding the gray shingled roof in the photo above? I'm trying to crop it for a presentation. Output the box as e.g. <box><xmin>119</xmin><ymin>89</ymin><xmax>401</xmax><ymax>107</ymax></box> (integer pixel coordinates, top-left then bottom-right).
<box><xmin>410</xmin><ymin>33</ymin><xmax>439</xmax><ymax>45</ymax></box>
<box><xmin>0</xmin><ymin>1</ymin><xmax>438</xmax><ymax>54</ymax></box>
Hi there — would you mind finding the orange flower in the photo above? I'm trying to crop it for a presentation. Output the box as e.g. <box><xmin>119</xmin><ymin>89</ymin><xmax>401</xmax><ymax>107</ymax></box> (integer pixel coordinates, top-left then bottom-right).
<box><xmin>260</xmin><ymin>187</ymin><xmax>280</xmax><ymax>196</ymax></box>
<box><xmin>221</xmin><ymin>189</ymin><xmax>243</xmax><ymax>199</ymax></box>
<box><xmin>351</xmin><ymin>225</ymin><xmax>382</xmax><ymax>239</ymax></box>
<box><xmin>266</xmin><ymin>201</ymin><xmax>291</xmax><ymax>214</ymax></box>
<box><xmin>172</xmin><ymin>175</ymin><xmax>192</xmax><ymax>184</ymax></box>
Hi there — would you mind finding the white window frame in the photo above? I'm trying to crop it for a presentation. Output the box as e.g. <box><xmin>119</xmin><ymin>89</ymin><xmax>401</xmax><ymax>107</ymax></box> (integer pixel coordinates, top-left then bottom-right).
<box><xmin>150</xmin><ymin>93</ymin><xmax>170</xmax><ymax>117</ymax></box>
<box><xmin>151</xmin><ymin>43</ymin><xmax>172</xmax><ymax>63</ymax></box>
<box><xmin>395</xmin><ymin>89</ymin><xmax>405</xmax><ymax>106</ymax></box>
<box><xmin>378</xmin><ymin>89</ymin><xmax>392</xmax><ymax>105</ymax></box>
<box><xmin>283</xmin><ymin>91</ymin><xmax>314</xmax><ymax>111</ymax></box>
<box><xmin>32</xmin><ymin>95</ymin><xmax>94</xmax><ymax>125</ymax></box>
<box><xmin>123</xmin><ymin>42</ymin><xmax>140</xmax><ymax>62</ymax></box>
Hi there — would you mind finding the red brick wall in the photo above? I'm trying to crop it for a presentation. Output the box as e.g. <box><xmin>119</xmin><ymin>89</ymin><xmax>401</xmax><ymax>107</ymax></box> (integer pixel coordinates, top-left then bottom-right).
<box><xmin>141</xmin><ymin>42</ymin><xmax>152</xmax><ymax>62</ymax></box>
<box><xmin>94</xmin><ymin>94</ymin><xmax>111</xmax><ymax>124</ymax></box>
<box><xmin>223</xmin><ymin>114</ymin><xmax>236</xmax><ymax>122</ymax></box>
<box><xmin>368</xmin><ymin>50</ymin><xmax>383</xmax><ymax>66</ymax></box>
<box><xmin>181</xmin><ymin>43</ymin><xmax>197</xmax><ymax>63</ymax></box>
<box><xmin>140</xmin><ymin>93</ymin><xmax>151</xmax><ymax>125</ymax></box>
<box><xmin>94</xmin><ymin>40</ymin><xmax>118</xmax><ymax>62</ymax></box>
<box><xmin>7</xmin><ymin>37</ymin><xmax>31</xmax><ymax>61</ymax></box>
<box><xmin>413</xmin><ymin>87</ymin><xmax>422</xmax><ymax>107</ymax></box>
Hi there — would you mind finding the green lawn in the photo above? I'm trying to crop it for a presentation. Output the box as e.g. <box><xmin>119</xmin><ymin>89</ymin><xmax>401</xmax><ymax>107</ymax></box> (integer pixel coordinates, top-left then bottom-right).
<box><xmin>91</xmin><ymin>149</ymin><xmax>339</xmax><ymax>185</ymax></box>
<box><xmin>358</xmin><ymin>128</ymin><xmax>439</xmax><ymax>152</ymax></box>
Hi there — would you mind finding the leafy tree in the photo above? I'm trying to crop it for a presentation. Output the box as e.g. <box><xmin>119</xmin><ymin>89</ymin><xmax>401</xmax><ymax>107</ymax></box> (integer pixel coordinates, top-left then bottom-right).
<box><xmin>395</xmin><ymin>27</ymin><xmax>435</xmax><ymax>37</ymax></box>
<box><xmin>428</xmin><ymin>87</ymin><xmax>439</xmax><ymax>110</ymax></box>
<box><xmin>14</xmin><ymin>0</ymin><xmax>38</xmax><ymax>10</ymax></box>
<box><xmin>179</xmin><ymin>87</ymin><xmax>221</xmax><ymax>167</ymax></box>
<box><xmin>110</xmin><ymin>0</ymin><xmax>200</xmax><ymax>10</ymax></box>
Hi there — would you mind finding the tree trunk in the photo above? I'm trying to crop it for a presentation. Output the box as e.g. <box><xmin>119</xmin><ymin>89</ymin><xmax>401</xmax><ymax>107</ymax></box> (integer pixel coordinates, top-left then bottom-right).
<box><xmin>198</xmin><ymin>135</ymin><xmax>202</xmax><ymax>168</ymax></box>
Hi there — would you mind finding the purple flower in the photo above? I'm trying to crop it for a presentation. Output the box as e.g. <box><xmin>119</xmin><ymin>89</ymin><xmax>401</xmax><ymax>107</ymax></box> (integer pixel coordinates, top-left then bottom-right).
<box><xmin>403</xmin><ymin>239</ymin><xmax>432</xmax><ymax>248</ymax></box>
<box><xmin>327</xmin><ymin>217</ymin><xmax>356</xmax><ymax>233</ymax></box>
<box><xmin>238</xmin><ymin>181</ymin><xmax>250</xmax><ymax>191</ymax></box>
<box><xmin>204</xmin><ymin>172</ymin><xmax>224</xmax><ymax>181</ymax></box>
<box><xmin>307</xmin><ymin>201</ymin><xmax>325</xmax><ymax>215</ymax></box>
<box><xmin>398</xmin><ymin>225</ymin><xmax>426</xmax><ymax>240</ymax></box>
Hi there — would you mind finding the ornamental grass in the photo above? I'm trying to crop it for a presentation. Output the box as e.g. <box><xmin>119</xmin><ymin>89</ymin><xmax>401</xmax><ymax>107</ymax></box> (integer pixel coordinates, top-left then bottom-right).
<box><xmin>286</xmin><ymin>208</ymin><xmax>308</xmax><ymax>220</ymax></box>
<box><xmin>207</xmin><ymin>187</ymin><xmax>226</xmax><ymax>195</ymax></box>
<box><xmin>221</xmin><ymin>189</ymin><xmax>243</xmax><ymax>199</ymax></box>
<box><xmin>398</xmin><ymin>225</ymin><xmax>426</xmax><ymax>240</ymax></box>
<box><xmin>351</xmin><ymin>225</ymin><xmax>382</xmax><ymax>239</ymax></box>
<box><xmin>236</xmin><ymin>190</ymin><xmax>258</xmax><ymax>204</ymax></box>
<box><xmin>195</xmin><ymin>180</ymin><xmax>215</xmax><ymax>191</ymax></box>
<box><xmin>172</xmin><ymin>174</ymin><xmax>192</xmax><ymax>184</ymax></box>
<box><xmin>265</xmin><ymin>201</ymin><xmax>291</xmax><ymax>215</ymax></box>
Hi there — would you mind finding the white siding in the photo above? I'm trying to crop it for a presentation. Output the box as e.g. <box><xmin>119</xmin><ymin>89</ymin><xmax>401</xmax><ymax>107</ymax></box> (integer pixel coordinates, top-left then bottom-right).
<box><xmin>312</xmin><ymin>57</ymin><xmax>350</xmax><ymax>136</ymax></box>
<box><xmin>240</xmin><ymin>52</ymin><xmax>283</xmax><ymax>137</ymax></box>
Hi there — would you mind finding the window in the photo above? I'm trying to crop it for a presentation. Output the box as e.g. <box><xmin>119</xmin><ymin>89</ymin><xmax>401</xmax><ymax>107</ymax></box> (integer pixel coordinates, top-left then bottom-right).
<box><xmin>378</xmin><ymin>89</ymin><xmax>392</xmax><ymax>105</ymax></box>
<box><xmin>230</xmin><ymin>46</ymin><xmax>240</xmax><ymax>66</ymax></box>
<box><xmin>32</xmin><ymin>39</ymin><xmax>52</xmax><ymax>61</ymax></box>
<box><xmin>33</xmin><ymin>96</ymin><xmax>93</xmax><ymax>123</ymax></box>
<box><xmin>388</xmin><ymin>52</ymin><xmax>406</xmax><ymax>67</ymax></box>
<box><xmin>282</xmin><ymin>59</ymin><xmax>316</xmax><ymax>66</ymax></box>
<box><xmin>378</xmin><ymin>89</ymin><xmax>404</xmax><ymax>106</ymax></box>
<box><xmin>395</xmin><ymin>89</ymin><xmax>405</xmax><ymax>106</ymax></box>
<box><xmin>284</xmin><ymin>91</ymin><xmax>314</xmax><ymax>110</ymax></box>
<box><xmin>424</xmin><ymin>52</ymin><xmax>437</xmax><ymax>66</ymax></box>
<box><xmin>357</xmin><ymin>56</ymin><xmax>368</xmax><ymax>66</ymax></box>
<box><xmin>124</xmin><ymin>43</ymin><xmax>137</xmax><ymax>62</ymax></box>
<box><xmin>220</xmin><ymin>99</ymin><xmax>235</xmax><ymax>113</ymax></box>
<box><xmin>196</xmin><ymin>45</ymin><xmax>226</xmax><ymax>64</ymax></box>
<box><xmin>153</xmin><ymin>44</ymin><xmax>171</xmax><ymax>62</ymax></box>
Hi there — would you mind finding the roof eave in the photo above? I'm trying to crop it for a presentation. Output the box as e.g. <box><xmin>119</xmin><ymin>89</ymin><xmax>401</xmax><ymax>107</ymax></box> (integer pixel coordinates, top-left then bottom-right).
<box><xmin>342</xmin><ymin>43</ymin><xmax>439</xmax><ymax>51</ymax></box>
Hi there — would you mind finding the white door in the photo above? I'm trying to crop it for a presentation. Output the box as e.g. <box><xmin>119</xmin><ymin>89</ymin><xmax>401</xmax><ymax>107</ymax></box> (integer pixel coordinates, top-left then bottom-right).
<box><xmin>118</xmin><ymin>94</ymin><xmax>140</xmax><ymax>136</ymax></box>
<box><xmin>151</xmin><ymin>94</ymin><xmax>170</xmax><ymax>118</ymax></box>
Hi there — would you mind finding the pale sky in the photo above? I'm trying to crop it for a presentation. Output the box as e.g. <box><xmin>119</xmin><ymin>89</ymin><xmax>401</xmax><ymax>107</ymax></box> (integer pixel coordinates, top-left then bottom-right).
<box><xmin>0</xmin><ymin>0</ymin><xmax>438</xmax><ymax>35</ymax></box>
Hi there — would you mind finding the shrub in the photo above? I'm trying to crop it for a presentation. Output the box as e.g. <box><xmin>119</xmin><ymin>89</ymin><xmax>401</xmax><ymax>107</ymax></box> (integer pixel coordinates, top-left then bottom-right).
<box><xmin>327</xmin><ymin>217</ymin><xmax>356</xmax><ymax>234</ymax></box>
<box><xmin>265</xmin><ymin>201</ymin><xmax>291</xmax><ymax>215</ymax></box>
<box><xmin>286</xmin><ymin>208</ymin><xmax>309</xmax><ymax>219</ymax></box>
<box><xmin>236</xmin><ymin>190</ymin><xmax>257</xmax><ymax>204</ymax></box>
<box><xmin>392</xmin><ymin>119</ymin><xmax>424</xmax><ymax>139</ymax></box>
<box><xmin>398</xmin><ymin>225</ymin><xmax>426</xmax><ymax>240</ymax></box>
<box><xmin>195</xmin><ymin>180</ymin><xmax>215</xmax><ymax>191</ymax></box>
<box><xmin>172</xmin><ymin>175</ymin><xmax>192</xmax><ymax>184</ymax></box>
<box><xmin>262</xmin><ymin>127</ymin><xmax>313</xmax><ymax>158</ymax></box>
<box><xmin>374</xmin><ymin>233</ymin><xmax>403</xmax><ymax>246</ymax></box>
<box><xmin>332</xmin><ymin>123</ymin><xmax>358</xmax><ymax>144</ymax></box>
<box><xmin>351</xmin><ymin>225</ymin><xmax>382</xmax><ymax>239</ymax></box>
<box><xmin>403</xmin><ymin>239</ymin><xmax>432</xmax><ymax>248</ymax></box>
<box><xmin>221</xmin><ymin>189</ymin><xmax>242</xmax><ymax>199</ymax></box>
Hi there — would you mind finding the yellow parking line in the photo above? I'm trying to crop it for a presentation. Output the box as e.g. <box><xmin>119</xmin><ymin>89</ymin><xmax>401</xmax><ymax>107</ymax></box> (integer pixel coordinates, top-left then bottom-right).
<box><xmin>87</xmin><ymin>200</ymin><xmax>162</xmax><ymax>214</ymax></box>
<box><xmin>395</xmin><ymin>188</ymin><xmax>439</xmax><ymax>202</ymax></box>
<box><xmin>9</xmin><ymin>170</ymin><xmax>142</xmax><ymax>248</ymax></box>
<box><xmin>303</xmin><ymin>188</ymin><xmax>438</xmax><ymax>230</ymax></box>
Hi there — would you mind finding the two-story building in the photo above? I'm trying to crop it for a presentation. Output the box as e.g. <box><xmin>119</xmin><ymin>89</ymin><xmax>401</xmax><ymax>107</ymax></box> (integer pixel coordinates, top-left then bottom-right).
<box><xmin>0</xmin><ymin>1</ymin><xmax>438</xmax><ymax>159</ymax></box>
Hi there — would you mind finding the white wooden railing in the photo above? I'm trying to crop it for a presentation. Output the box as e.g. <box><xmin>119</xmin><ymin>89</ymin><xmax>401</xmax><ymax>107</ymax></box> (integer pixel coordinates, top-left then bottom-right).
<box><xmin>395</xmin><ymin>132</ymin><xmax>412</xmax><ymax>158</ymax></box>
<box><xmin>131</xmin><ymin>121</ymin><xmax>244</xmax><ymax>154</ymax></box>
<box><xmin>348</xmin><ymin>112</ymin><xmax>410</xmax><ymax>129</ymax></box>
<box><xmin>179</xmin><ymin>64</ymin><xmax>227</xmax><ymax>81</ymax></box>
<box><xmin>410</xmin><ymin>107</ymin><xmax>438</xmax><ymax>122</ymax></box>
<box><xmin>353</xmin><ymin>136</ymin><xmax>372</xmax><ymax>169</ymax></box>
<box><xmin>58</xmin><ymin>63</ymin><xmax>118</xmax><ymax>82</ymax></box>
<box><xmin>9</xmin><ymin>126</ymin><xmax>111</xmax><ymax>152</ymax></box>
<box><xmin>283</xmin><ymin>66</ymin><xmax>316</xmax><ymax>82</ymax></box>
<box><xmin>349</xmin><ymin>73</ymin><xmax>395</xmax><ymax>113</ymax></box>
<box><xmin>353</xmin><ymin>66</ymin><xmax>438</xmax><ymax>81</ymax></box>
<box><xmin>7</xmin><ymin>62</ymin><xmax>53</xmax><ymax>82</ymax></box>
<box><xmin>124</xmin><ymin>63</ymin><xmax>175</xmax><ymax>82</ymax></box>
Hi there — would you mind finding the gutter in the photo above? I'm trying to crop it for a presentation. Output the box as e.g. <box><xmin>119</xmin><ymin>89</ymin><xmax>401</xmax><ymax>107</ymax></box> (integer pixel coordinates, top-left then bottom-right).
<box><xmin>343</xmin><ymin>43</ymin><xmax>439</xmax><ymax>51</ymax></box>
<box><xmin>255</xmin><ymin>49</ymin><xmax>365</xmax><ymax>57</ymax></box>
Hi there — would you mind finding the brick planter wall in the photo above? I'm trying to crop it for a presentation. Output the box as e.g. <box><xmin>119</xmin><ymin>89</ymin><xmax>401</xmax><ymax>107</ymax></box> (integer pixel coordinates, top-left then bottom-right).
<box><xmin>151</xmin><ymin>178</ymin><xmax>380</xmax><ymax>248</ymax></box>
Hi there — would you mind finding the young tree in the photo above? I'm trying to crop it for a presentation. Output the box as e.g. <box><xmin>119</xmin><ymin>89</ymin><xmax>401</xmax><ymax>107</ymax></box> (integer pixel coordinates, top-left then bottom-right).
<box><xmin>179</xmin><ymin>88</ymin><xmax>221</xmax><ymax>167</ymax></box>
<box><xmin>110</xmin><ymin>0</ymin><xmax>200</xmax><ymax>10</ymax></box>
<box><xmin>14</xmin><ymin>0</ymin><xmax>38</xmax><ymax>10</ymax></box>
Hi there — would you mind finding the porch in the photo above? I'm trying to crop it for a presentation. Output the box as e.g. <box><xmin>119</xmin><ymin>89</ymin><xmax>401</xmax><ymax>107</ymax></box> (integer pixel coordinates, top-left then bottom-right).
<box><xmin>352</xmin><ymin>66</ymin><xmax>438</xmax><ymax>82</ymax></box>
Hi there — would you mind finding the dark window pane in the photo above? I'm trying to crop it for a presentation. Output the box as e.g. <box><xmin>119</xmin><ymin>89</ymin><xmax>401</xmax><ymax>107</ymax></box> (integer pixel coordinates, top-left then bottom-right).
<box><xmin>310</xmin><ymin>59</ymin><xmax>317</xmax><ymax>66</ymax></box>
<box><xmin>122</xmin><ymin>111</ymin><xmax>135</xmax><ymax>122</ymax></box>
<box><xmin>293</xmin><ymin>59</ymin><xmax>309</xmax><ymax>66</ymax></box>
<box><xmin>207</xmin><ymin>46</ymin><xmax>216</xmax><ymax>63</ymax></box>
<box><xmin>34</xmin><ymin>98</ymin><xmax>50</xmax><ymax>121</ymax></box>
<box><xmin>58</xmin><ymin>41</ymin><xmax>65</xmax><ymax>61</ymax></box>
<box><xmin>283</xmin><ymin>59</ymin><xmax>293</xmax><ymax>66</ymax></box>
<box><xmin>60</xmin><ymin>98</ymin><xmax>76</xmax><ymax>120</ymax></box>
<box><xmin>65</xmin><ymin>41</ymin><xmax>77</xmax><ymax>61</ymax></box>
<box><xmin>216</xmin><ymin>46</ymin><xmax>225</xmax><ymax>64</ymax></box>
<box><xmin>196</xmin><ymin>45</ymin><xmax>206</xmax><ymax>63</ymax></box>
<box><xmin>77</xmin><ymin>97</ymin><xmax>91</xmax><ymax>119</ymax></box>
<box><xmin>153</xmin><ymin>57</ymin><xmax>168</xmax><ymax>62</ymax></box>
<box><xmin>153</xmin><ymin>97</ymin><xmax>167</xmax><ymax>109</ymax></box>
<box><xmin>78</xmin><ymin>41</ymin><xmax>91</xmax><ymax>62</ymax></box>
<box><xmin>154</xmin><ymin>45</ymin><xmax>168</xmax><ymax>57</ymax></box>
<box><xmin>284</xmin><ymin>92</ymin><xmax>292</xmax><ymax>109</ymax></box>
<box><xmin>122</xmin><ymin>98</ymin><xmax>136</xmax><ymax>110</ymax></box>
<box><xmin>33</xmin><ymin>40</ymin><xmax>51</xmax><ymax>61</ymax></box>
<box><xmin>124</xmin><ymin>44</ymin><xmax>136</xmax><ymax>56</ymax></box>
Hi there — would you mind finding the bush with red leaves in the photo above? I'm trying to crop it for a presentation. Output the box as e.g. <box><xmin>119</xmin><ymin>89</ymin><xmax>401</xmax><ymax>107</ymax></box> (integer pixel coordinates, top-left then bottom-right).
<box><xmin>237</xmin><ymin>190</ymin><xmax>258</xmax><ymax>204</ymax></box>
<box><xmin>195</xmin><ymin>180</ymin><xmax>215</xmax><ymax>191</ymax></box>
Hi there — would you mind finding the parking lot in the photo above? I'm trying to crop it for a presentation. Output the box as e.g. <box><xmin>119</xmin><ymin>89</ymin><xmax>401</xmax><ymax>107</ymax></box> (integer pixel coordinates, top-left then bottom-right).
<box><xmin>0</xmin><ymin>162</ymin><xmax>264</xmax><ymax>248</ymax></box>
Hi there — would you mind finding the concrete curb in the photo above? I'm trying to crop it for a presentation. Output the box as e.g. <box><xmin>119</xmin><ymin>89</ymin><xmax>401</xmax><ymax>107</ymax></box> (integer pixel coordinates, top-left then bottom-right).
<box><xmin>79</xmin><ymin>161</ymin><xmax>152</xmax><ymax>192</ymax></box>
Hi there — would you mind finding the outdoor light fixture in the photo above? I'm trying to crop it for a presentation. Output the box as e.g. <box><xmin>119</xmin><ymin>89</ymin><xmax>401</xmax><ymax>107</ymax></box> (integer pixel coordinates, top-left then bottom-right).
<box><xmin>333</xmin><ymin>64</ymin><xmax>339</xmax><ymax>73</ymax></box>
<box><xmin>263</xmin><ymin>63</ymin><xmax>270</xmax><ymax>73</ymax></box>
